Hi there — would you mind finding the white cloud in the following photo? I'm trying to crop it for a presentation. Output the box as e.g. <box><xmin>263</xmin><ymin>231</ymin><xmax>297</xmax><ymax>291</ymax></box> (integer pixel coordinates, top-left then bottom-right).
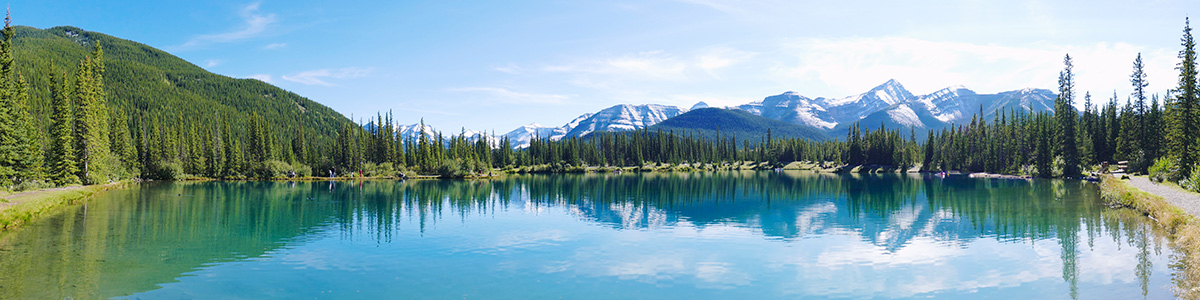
<box><xmin>263</xmin><ymin>42</ymin><xmax>288</xmax><ymax>50</ymax></box>
<box><xmin>281</xmin><ymin>67</ymin><xmax>371</xmax><ymax>86</ymax></box>
<box><xmin>770</xmin><ymin>37</ymin><xmax>1177</xmax><ymax>104</ymax></box>
<box><xmin>544</xmin><ymin>51</ymin><xmax>688</xmax><ymax>82</ymax></box>
<box><xmin>493</xmin><ymin>63</ymin><xmax>523</xmax><ymax>74</ymax></box>
<box><xmin>204</xmin><ymin>59</ymin><xmax>222</xmax><ymax>68</ymax></box>
<box><xmin>542</xmin><ymin>48</ymin><xmax>756</xmax><ymax>84</ymax></box>
<box><xmin>450</xmin><ymin>87</ymin><xmax>570</xmax><ymax>105</ymax></box>
<box><xmin>696</xmin><ymin>47</ymin><xmax>756</xmax><ymax>79</ymax></box>
<box><xmin>246</xmin><ymin>74</ymin><xmax>273</xmax><ymax>83</ymax></box>
<box><xmin>175</xmin><ymin>2</ymin><xmax>277</xmax><ymax>50</ymax></box>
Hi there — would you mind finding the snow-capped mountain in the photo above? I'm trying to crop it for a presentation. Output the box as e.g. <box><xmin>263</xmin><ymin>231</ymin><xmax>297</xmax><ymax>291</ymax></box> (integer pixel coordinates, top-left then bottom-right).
<box><xmin>504</xmin><ymin>104</ymin><xmax>686</xmax><ymax>148</ymax></box>
<box><xmin>734</xmin><ymin>79</ymin><xmax>1057</xmax><ymax>133</ymax></box>
<box><xmin>562</xmin><ymin>104</ymin><xmax>686</xmax><ymax>138</ymax></box>
<box><xmin>819</xmin><ymin>79</ymin><xmax>916</xmax><ymax>123</ymax></box>
<box><xmin>378</xmin><ymin>79</ymin><xmax>1058</xmax><ymax>150</ymax></box>
<box><xmin>736</xmin><ymin>91</ymin><xmax>836</xmax><ymax>129</ymax></box>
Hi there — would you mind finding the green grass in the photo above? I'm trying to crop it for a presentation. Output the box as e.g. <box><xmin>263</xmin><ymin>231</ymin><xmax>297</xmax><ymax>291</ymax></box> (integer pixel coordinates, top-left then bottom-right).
<box><xmin>0</xmin><ymin>183</ymin><xmax>127</xmax><ymax>231</ymax></box>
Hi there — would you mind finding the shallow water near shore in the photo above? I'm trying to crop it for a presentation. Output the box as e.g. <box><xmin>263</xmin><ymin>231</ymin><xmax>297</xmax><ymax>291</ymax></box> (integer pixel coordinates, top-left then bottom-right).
<box><xmin>0</xmin><ymin>171</ymin><xmax>1184</xmax><ymax>299</ymax></box>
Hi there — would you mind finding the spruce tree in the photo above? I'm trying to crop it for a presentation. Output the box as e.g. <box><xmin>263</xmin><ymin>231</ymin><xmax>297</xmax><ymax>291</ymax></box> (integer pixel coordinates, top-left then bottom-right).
<box><xmin>110</xmin><ymin>108</ymin><xmax>136</xmax><ymax>176</ymax></box>
<box><xmin>1118</xmin><ymin>101</ymin><xmax>1139</xmax><ymax>161</ymax></box>
<box><xmin>0</xmin><ymin>12</ymin><xmax>40</xmax><ymax>189</ymax></box>
<box><xmin>73</xmin><ymin>44</ymin><xmax>114</xmax><ymax>184</ymax></box>
<box><xmin>1131</xmin><ymin>53</ymin><xmax>1149</xmax><ymax>156</ymax></box>
<box><xmin>1055</xmin><ymin>54</ymin><xmax>1080</xmax><ymax>177</ymax></box>
<box><xmin>1169</xmin><ymin>17</ymin><xmax>1199</xmax><ymax>177</ymax></box>
<box><xmin>48</xmin><ymin>69</ymin><xmax>78</xmax><ymax>185</ymax></box>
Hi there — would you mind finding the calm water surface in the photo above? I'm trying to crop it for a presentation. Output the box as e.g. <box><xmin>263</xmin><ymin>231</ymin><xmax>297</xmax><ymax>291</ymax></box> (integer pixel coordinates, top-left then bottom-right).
<box><xmin>0</xmin><ymin>172</ymin><xmax>1182</xmax><ymax>299</ymax></box>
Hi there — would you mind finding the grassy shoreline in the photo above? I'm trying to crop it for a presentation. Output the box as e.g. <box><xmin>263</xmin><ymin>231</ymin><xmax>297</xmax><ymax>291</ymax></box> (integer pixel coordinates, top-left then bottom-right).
<box><xmin>0</xmin><ymin>181</ymin><xmax>131</xmax><ymax>231</ymax></box>
<box><xmin>1099</xmin><ymin>176</ymin><xmax>1200</xmax><ymax>297</ymax></box>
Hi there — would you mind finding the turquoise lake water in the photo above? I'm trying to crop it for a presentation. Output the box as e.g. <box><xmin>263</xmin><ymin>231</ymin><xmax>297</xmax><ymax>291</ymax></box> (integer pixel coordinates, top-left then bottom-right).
<box><xmin>0</xmin><ymin>171</ymin><xmax>1182</xmax><ymax>299</ymax></box>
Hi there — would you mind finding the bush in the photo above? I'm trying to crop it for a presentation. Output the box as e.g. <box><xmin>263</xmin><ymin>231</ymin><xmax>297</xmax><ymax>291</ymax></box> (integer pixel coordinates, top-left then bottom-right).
<box><xmin>1149</xmin><ymin>157</ymin><xmax>1180</xmax><ymax>183</ymax></box>
<box><xmin>362</xmin><ymin>162</ymin><xmax>393</xmax><ymax>177</ymax></box>
<box><xmin>436</xmin><ymin>158</ymin><xmax>471</xmax><ymax>178</ymax></box>
<box><xmin>13</xmin><ymin>180</ymin><xmax>53</xmax><ymax>192</ymax></box>
<box><xmin>252</xmin><ymin>160</ymin><xmax>311</xmax><ymax>179</ymax></box>
<box><xmin>145</xmin><ymin>159</ymin><xmax>184</xmax><ymax>180</ymax></box>
<box><xmin>1186</xmin><ymin>165</ymin><xmax>1200</xmax><ymax>193</ymax></box>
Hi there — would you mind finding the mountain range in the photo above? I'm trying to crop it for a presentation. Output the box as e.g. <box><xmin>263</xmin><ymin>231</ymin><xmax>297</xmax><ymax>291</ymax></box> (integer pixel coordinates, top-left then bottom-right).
<box><xmin>473</xmin><ymin>80</ymin><xmax>1057</xmax><ymax>148</ymax></box>
<box><xmin>389</xmin><ymin>80</ymin><xmax>1057</xmax><ymax>149</ymax></box>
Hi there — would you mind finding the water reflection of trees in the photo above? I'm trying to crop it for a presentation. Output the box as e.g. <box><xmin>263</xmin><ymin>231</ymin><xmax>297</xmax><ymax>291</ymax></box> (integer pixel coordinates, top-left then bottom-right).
<box><xmin>0</xmin><ymin>173</ymin><xmax>1173</xmax><ymax>299</ymax></box>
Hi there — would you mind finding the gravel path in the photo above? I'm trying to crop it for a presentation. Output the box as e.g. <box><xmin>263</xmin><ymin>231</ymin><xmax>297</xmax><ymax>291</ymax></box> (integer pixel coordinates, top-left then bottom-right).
<box><xmin>1126</xmin><ymin>176</ymin><xmax>1200</xmax><ymax>217</ymax></box>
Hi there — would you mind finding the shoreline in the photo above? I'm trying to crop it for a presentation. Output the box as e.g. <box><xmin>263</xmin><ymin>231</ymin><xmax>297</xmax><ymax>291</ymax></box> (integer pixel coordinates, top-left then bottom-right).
<box><xmin>1099</xmin><ymin>175</ymin><xmax>1200</xmax><ymax>298</ymax></box>
<box><xmin>0</xmin><ymin>181</ymin><xmax>130</xmax><ymax>231</ymax></box>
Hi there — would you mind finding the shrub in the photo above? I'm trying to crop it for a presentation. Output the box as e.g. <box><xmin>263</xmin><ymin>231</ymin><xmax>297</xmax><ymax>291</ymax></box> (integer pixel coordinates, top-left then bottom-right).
<box><xmin>436</xmin><ymin>158</ymin><xmax>471</xmax><ymax>178</ymax></box>
<box><xmin>13</xmin><ymin>180</ymin><xmax>53</xmax><ymax>192</ymax></box>
<box><xmin>1149</xmin><ymin>157</ymin><xmax>1180</xmax><ymax>183</ymax></box>
<box><xmin>252</xmin><ymin>160</ymin><xmax>310</xmax><ymax>179</ymax></box>
<box><xmin>1187</xmin><ymin>165</ymin><xmax>1200</xmax><ymax>193</ymax></box>
<box><xmin>145</xmin><ymin>159</ymin><xmax>184</xmax><ymax>180</ymax></box>
<box><xmin>362</xmin><ymin>162</ymin><xmax>394</xmax><ymax>177</ymax></box>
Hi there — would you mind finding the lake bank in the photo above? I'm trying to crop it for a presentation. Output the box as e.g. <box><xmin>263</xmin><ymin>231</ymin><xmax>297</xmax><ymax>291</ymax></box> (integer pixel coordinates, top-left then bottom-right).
<box><xmin>0</xmin><ymin>181</ymin><xmax>130</xmax><ymax>231</ymax></box>
<box><xmin>1100</xmin><ymin>175</ymin><xmax>1200</xmax><ymax>298</ymax></box>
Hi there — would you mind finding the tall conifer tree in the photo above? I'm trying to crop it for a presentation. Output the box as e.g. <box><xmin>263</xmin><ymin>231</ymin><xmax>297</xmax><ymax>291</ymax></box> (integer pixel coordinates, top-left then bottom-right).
<box><xmin>48</xmin><ymin>68</ymin><xmax>78</xmax><ymax>185</ymax></box>
<box><xmin>1131</xmin><ymin>53</ymin><xmax>1149</xmax><ymax>157</ymax></box>
<box><xmin>1169</xmin><ymin>18</ymin><xmax>1199</xmax><ymax>177</ymax></box>
<box><xmin>0</xmin><ymin>11</ymin><xmax>40</xmax><ymax>188</ymax></box>
<box><xmin>73</xmin><ymin>44</ymin><xmax>114</xmax><ymax>184</ymax></box>
<box><xmin>1055</xmin><ymin>54</ymin><xmax>1080</xmax><ymax>177</ymax></box>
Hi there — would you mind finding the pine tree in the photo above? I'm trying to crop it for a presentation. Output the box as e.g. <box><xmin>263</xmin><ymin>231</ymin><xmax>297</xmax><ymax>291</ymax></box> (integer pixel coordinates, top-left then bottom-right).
<box><xmin>1146</xmin><ymin>95</ymin><xmax>1163</xmax><ymax>162</ymax></box>
<box><xmin>1105</xmin><ymin>94</ymin><xmax>1120</xmax><ymax>163</ymax></box>
<box><xmin>221</xmin><ymin>113</ymin><xmax>241</xmax><ymax>177</ymax></box>
<box><xmin>110</xmin><ymin>108</ymin><xmax>136</xmax><ymax>175</ymax></box>
<box><xmin>47</xmin><ymin>68</ymin><xmax>78</xmax><ymax>185</ymax></box>
<box><xmin>1131</xmin><ymin>53</ymin><xmax>1149</xmax><ymax>157</ymax></box>
<box><xmin>73</xmin><ymin>44</ymin><xmax>114</xmax><ymax>184</ymax></box>
<box><xmin>1055</xmin><ymin>54</ymin><xmax>1080</xmax><ymax>177</ymax></box>
<box><xmin>1118</xmin><ymin>101</ymin><xmax>1139</xmax><ymax>161</ymax></box>
<box><xmin>1169</xmin><ymin>17</ymin><xmax>1199</xmax><ymax>177</ymax></box>
<box><xmin>0</xmin><ymin>11</ymin><xmax>40</xmax><ymax>188</ymax></box>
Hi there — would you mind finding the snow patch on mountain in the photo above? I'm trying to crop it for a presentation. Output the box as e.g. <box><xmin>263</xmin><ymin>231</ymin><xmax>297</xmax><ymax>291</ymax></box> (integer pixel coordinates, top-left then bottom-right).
<box><xmin>915</xmin><ymin>86</ymin><xmax>969</xmax><ymax>123</ymax></box>
<box><xmin>886</xmin><ymin>104</ymin><xmax>922</xmax><ymax>128</ymax></box>
<box><xmin>736</xmin><ymin>91</ymin><xmax>837</xmax><ymax>129</ymax></box>
<box><xmin>564</xmin><ymin>104</ymin><xmax>685</xmax><ymax>138</ymax></box>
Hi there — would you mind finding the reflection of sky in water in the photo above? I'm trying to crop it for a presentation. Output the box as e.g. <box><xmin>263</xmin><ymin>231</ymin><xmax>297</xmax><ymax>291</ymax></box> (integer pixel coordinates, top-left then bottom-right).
<box><xmin>119</xmin><ymin>176</ymin><xmax>1177</xmax><ymax>299</ymax></box>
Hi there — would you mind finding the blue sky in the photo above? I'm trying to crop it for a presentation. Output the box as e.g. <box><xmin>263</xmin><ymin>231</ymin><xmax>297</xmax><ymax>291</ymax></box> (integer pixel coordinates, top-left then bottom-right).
<box><xmin>13</xmin><ymin>0</ymin><xmax>1198</xmax><ymax>133</ymax></box>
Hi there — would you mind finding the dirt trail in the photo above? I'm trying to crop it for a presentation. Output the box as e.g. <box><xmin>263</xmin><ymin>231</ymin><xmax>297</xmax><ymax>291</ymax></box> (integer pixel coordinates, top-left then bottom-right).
<box><xmin>0</xmin><ymin>184</ymin><xmax>113</xmax><ymax>209</ymax></box>
<box><xmin>1126</xmin><ymin>176</ymin><xmax>1200</xmax><ymax>217</ymax></box>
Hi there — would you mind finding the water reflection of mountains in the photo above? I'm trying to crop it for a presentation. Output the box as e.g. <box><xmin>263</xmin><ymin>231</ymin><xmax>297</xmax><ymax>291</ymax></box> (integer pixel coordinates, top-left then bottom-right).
<box><xmin>468</xmin><ymin>171</ymin><xmax>1108</xmax><ymax>251</ymax></box>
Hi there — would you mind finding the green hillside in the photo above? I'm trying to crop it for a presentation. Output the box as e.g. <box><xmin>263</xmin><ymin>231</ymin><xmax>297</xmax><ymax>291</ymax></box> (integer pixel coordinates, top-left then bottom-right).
<box><xmin>12</xmin><ymin>26</ymin><xmax>352</xmax><ymax>166</ymax></box>
<box><xmin>648</xmin><ymin>108</ymin><xmax>828</xmax><ymax>143</ymax></box>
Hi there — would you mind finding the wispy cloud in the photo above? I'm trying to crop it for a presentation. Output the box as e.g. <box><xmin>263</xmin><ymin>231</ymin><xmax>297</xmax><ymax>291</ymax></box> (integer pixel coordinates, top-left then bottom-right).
<box><xmin>246</xmin><ymin>74</ymin><xmax>273</xmax><ymax>83</ymax></box>
<box><xmin>770</xmin><ymin>36</ymin><xmax>1176</xmax><ymax>99</ymax></box>
<box><xmin>450</xmin><ymin>87</ymin><xmax>570</xmax><ymax>105</ymax></box>
<box><xmin>263</xmin><ymin>42</ymin><xmax>288</xmax><ymax>50</ymax></box>
<box><xmin>280</xmin><ymin>67</ymin><xmax>371</xmax><ymax>86</ymax></box>
<box><xmin>204</xmin><ymin>59</ymin><xmax>223</xmax><ymax>68</ymax></box>
<box><xmin>492</xmin><ymin>63</ymin><xmax>523</xmax><ymax>75</ymax></box>
<box><xmin>175</xmin><ymin>2</ymin><xmax>277</xmax><ymax>50</ymax></box>
<box><xmin>543</xmin><ymin>48</ymin><xmax>754</xmax><ymax>83</ymax></box>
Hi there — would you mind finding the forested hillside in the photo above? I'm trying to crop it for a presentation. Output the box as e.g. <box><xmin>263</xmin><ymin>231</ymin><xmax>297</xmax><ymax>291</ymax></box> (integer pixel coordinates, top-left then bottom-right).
<box><xmin>7</xmin><ymin>25</ymin><xmax>355</xmax><ymax>183</ymax></box>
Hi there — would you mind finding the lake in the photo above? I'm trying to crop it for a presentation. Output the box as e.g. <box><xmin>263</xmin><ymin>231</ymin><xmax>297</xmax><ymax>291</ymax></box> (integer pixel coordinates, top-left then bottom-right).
<box><xmin>0</xmin><ymin>171</ymin><xmax>1183</xmax><ymax>299</ymax></box>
